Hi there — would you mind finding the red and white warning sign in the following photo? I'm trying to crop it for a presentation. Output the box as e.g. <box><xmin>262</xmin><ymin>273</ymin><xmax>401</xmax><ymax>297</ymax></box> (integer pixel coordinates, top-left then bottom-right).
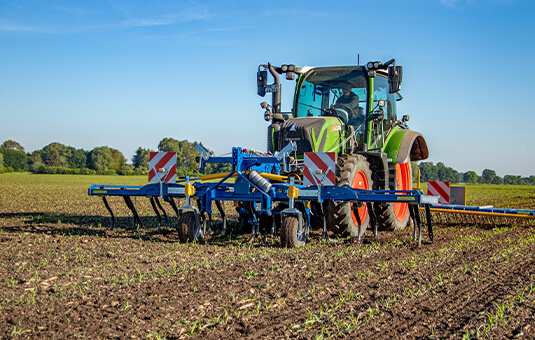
<box><xmin>148</xmin><ymin>152</ymin><xmax>177</xmax><ymax>184</ymax></box>
<box><xmin>303</xmin><ymin>152</ymin><xmax>336</xmax><ymax>186</ymax></box>
<box><xmin>427</xmin><ymin>181</ymin><xmax>450</xmax><ymax>204</ymax></box>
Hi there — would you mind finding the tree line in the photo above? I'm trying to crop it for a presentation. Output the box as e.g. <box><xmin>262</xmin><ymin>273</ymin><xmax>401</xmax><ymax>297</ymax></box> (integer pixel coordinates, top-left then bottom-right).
<box><xmin>2</xmin><ymin>139</ymin><xmax>533</xmax><ymax>184</ymax></box>
<box><xmin>413</xmin><ymin>161</ymin><xmax>535</xmax><ymax>186</ymax></box>
<box><xmin>0</xmin><ymin>139</ymin><xmax>230</xmax><ymax>177</ymax></box>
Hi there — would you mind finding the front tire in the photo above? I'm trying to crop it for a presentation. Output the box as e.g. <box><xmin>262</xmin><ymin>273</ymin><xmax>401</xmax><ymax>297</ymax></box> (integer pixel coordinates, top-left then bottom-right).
<box><xmin>326</xmin><ymin>154</ymin><xmax>373</xmax><ymax>238</ymax></box>
<box><xmin>375</xmin><ymin>161</ymin><xmax>412</xmax><ymax>231</ymax></box>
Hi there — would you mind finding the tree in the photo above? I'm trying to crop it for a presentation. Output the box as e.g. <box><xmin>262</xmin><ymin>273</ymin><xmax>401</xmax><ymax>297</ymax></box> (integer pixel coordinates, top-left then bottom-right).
<box><xmin>132</xmin><ymin>147</ymin><xmax>153</xmax><ymax>170</ymax></box>
<box><xmin>491</xmin><ymin>176</ymin><xmax>503</xmax><ymax>185</ymax></box>
<box><xmin>504</xmin><ymin>175</ymin><xmax>522</xmax><ymax>185</ymax></box>
<box><xmin>1</xmin><ymin>140</ymin><xmax>25</xmax><ymax>152</ymax></box>
<box><xmin>482</xmin><ymin>169</ymin><xmax>499</xmax><ymax>184</ymax></box>
<box><xmin>158</xmin><ymin>137</ymin><xmax>200</xmax><ymax>176</ymax></box>
<box><xmin>66</xmin><ymin>147</ymin><xmax>88</xmax><ymax>169</ymax></box>
<box><xmin>42</xmin><ymin>142</ymin><xmax>68</xmax><ymax>167</ymax></box>
<box><xmin>110</xmin><ymin>148</ymin><xmax>126</xmax><ymax>171</ymax></box>
<box><xmin>463</xmin><ymin>171</ymin><xmax>478</xmax><ymax>184</ymax></box>
<box><xmin>88</xmin><ymin>146</ymin><xmax>115</xmax><ymax>171</ymax></box>
<box><xmin>0</xmin><ymin>152</ymin><xmax>3</xmax><ymax>172</ymax></box>
<box><xmin>0</xmin><ymin>148</ymin><xmax>28</xmax><ymax>171</ymax></box>
<box><xmin>158</xmin><ymin>138</ymin><xmax>181</xmax><ymax>153</ymax></box>
<box><xmin>419</xmin><ymin>162</ymin><xmax>438</xmax><ymax>182</ymax></box>
<box><xmin>27</xmin><ymin>150</ymin><xmax>43</xmax><ymax>166</ymax></box>
<box><xmin>411</xmin><ymin>162</ymin><xmax>420</xmax><ymax>184</ymax></box>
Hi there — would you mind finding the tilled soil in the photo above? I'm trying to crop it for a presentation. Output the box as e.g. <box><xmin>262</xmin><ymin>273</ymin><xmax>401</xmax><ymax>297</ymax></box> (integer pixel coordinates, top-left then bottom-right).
<box><xmin>1</xmin><ymin>175</ymin><xmax>535</xmax><ymax>339</ymax></box>
<box><xmin>1</xmin><ymin>220</ymin><xmax>535</xmax><ymax>339</ymax></box>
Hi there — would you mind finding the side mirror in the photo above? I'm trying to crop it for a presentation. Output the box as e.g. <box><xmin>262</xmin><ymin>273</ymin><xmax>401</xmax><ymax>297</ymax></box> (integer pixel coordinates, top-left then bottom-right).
<box><xmin>402</xmin><ymin>115</ymin><xmax>410</xmax><ymax>122</ymax></box>
<box><xmin>388</xmin><ymin>66</ymin><xmax>403</xmax><ymax>93</ymax></box>
<box><xmin>257</xmin><ymin>70</ymin><xmax>268</xmax><ymax>97</ymax></box>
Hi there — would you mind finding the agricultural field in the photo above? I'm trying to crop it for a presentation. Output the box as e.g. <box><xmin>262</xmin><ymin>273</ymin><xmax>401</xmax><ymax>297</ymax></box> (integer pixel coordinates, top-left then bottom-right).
<box><xmin>1</xmin><ymin>173</ymin><xmax>535</xmax><ymax>339</ymax></box>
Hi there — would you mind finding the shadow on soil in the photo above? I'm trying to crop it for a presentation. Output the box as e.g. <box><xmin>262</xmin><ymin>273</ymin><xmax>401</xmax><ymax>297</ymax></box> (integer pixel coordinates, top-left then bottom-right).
<box><xmin>0</xmin><ymin>212</ymin><xmax>264</xmax><ymax>246</ymax></box>
<box><xmin>0</xmin><ymin>211</ymin><xmax>185</xmax><ymax>241</ymax></box>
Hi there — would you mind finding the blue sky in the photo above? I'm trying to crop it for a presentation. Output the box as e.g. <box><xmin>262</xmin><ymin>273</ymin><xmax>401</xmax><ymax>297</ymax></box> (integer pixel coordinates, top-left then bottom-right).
<box><xmin>1</xmin><ymin>0</ymin><xmax>534</xmax><ymax>176</ymax></box>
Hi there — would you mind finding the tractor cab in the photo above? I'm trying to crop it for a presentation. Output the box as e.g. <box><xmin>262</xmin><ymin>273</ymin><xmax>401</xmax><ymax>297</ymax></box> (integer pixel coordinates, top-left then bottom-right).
<box><xmin>294</xmin><ymin>65</ymin><xmax>399</xmax><ymax>152</ymax></box>
<box><xmin>259</xmin><ymin>61</ymin><xmax>403</xmax><ymax>156</ymax></box>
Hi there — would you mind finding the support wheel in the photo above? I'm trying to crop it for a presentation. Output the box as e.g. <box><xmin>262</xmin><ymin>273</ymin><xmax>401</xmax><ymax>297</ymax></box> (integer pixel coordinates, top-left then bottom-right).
<box><xmin>375</xmin><ymin>161</ymin><xmax>412</xmax><ymax>231</ymax></box>
<box><xmin>326</xmin><ymin>154</ymin><xmax>373</xmax><ymax>238</ymax></box>
<box><xmin>177</xmin><ymin>211</ymin><xmax>203</xmax><ymax>243</ymax></box>
<box><xmin>280</xmin><ymin>215</ymin><xmax>307</xmax><ymax>248</ymax></box>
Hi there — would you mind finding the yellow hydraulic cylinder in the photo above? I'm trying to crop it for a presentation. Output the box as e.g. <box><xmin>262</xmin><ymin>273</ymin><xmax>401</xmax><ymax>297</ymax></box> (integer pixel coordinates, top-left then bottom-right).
<box><xmin>200</xmin><ymin>172</ymin><xmax>237</xmax><ymax>181</ymax></box>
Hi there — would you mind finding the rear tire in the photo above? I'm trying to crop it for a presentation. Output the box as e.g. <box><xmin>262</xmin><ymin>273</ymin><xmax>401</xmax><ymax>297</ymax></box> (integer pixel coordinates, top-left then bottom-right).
<box><xmin>326</xmin><ymin>154</ymin><xmax>373</xmax><ymax>238</ymax></box>
<box><xmin>375</xmin><ymin>161</ymin><xmax>412</xmax><ymax>231</ymax></box>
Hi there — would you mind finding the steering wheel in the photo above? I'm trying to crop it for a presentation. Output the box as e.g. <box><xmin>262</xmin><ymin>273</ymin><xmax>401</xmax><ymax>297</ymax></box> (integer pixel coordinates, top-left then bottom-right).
<box><xmin>331</xmin><ymin>106</ymin><xmax>350</xmax><ymax>124</ymax></box>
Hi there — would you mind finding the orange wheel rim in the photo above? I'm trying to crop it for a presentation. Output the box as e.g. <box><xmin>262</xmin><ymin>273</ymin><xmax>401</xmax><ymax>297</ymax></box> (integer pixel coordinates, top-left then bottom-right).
<box><xmin>393</xmin><ymin>162</ymin><xmax>411</xmax><ymax>221</ymax></box>
<box><xmin>351</xmin><ymin>170</ymin><xmax>369</xmax><ymax>225</ymax></box>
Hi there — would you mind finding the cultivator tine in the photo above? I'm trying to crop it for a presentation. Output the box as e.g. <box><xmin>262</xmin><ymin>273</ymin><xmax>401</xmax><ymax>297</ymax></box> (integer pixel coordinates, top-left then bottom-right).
<box><xmin>321</xmin><ymin>211</ymin><xmax>328</xmax><ymax>240</ymax></box>
<box><xmin>317</xmin><ymin>202</ymin><xmax>328</xmax><ymax>239</ymax></box>
<box><xmin>367</xmin><ymin>202</ymin><xmax>378</xmax><ymax>237</ymax></box>
<box><xmin>247</xmin><ymin>202</ymin><xmax>259</xmax><ymax>243</ymax></box>
<box><xmin>410</xmin><ymin>204</ymin><xmax>417</xmax><ymax>240</ymax></box>
<box><xmin>425</xmin><ymin>205</ymin><xmax>433</xmax><ymax>242</ymax></box>
<box><xmin>409</xmin><ymin>204</ymin><xmax>423</xmax><ymax>245</ymax></box>
<box><xmin>271</xmin><ymin>218</ymin><xmax>277</xmax><ymax>237</ymax></box>
<box><xmin>215</xmin><ymin>201</ymin><xmax>227</xmax><ymax>236</ymax></box>
<box><xmin>352</xmin><ymin>204</ymin><xmax>363</xmax><ymax>242</ymax></box>
<box><xmin>123</xmin><ymin>196</ymin><xmax>144</xmax><ymax>229</ymax></box>
<box><xmin>149</xmin><ymin>197</ymin><xmax>163</xmax><ymax>233</ymax></box>
<box><xmin>101</xmin><ymin>196</ymin><xmax>116</xmax><ymax>229</ymax></box>
<box><xmin>154</xmin><ymin>197</ymin><xmax>169</xmax><ymax>226</ymax></box>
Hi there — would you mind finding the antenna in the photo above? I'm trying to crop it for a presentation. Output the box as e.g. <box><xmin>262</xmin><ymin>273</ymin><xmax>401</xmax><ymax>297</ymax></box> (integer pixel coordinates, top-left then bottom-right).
<box><xmin>358</xmin><ymin>54</ymin><xmax>360</xmax><ymax>65</ymax></box>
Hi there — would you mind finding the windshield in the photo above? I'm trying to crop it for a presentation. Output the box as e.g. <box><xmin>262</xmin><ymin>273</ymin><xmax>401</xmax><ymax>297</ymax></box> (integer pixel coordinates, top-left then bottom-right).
<box><xmin>295</xmin><ymin>66</ymin><xmax>368</xmax><ymax>126</ymax></box>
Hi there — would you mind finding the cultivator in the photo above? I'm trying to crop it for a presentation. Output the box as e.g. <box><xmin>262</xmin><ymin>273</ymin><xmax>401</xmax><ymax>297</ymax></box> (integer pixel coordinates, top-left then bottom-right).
<box><xmin>89</xmin><ymin>143</ymin><xmax>439</xmax><ymax>247</ymax></box>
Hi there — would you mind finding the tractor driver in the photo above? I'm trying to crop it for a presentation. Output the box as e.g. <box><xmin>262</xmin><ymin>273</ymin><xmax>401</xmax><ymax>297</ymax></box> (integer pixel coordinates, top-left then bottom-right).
<box><xmin>332</xmin><ymin>83</ymin><xmax>362</xmax><ymax>125</ymax></box>
<box><xmin>335</xmin><ymin>83</ymin><xmax>359</xmax><ymax>112</ymax></box>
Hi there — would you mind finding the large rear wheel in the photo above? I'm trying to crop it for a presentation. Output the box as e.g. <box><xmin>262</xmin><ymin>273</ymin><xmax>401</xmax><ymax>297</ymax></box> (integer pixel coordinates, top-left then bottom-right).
<box><xmin>375</xmin><ymin>161</ymin><xmax>412</xmax><ymax>231</ymax></box>
<box><xmin>326</xmin><ymin>155</ymin><xmax>373</xmax><ymax>238</ymax></box>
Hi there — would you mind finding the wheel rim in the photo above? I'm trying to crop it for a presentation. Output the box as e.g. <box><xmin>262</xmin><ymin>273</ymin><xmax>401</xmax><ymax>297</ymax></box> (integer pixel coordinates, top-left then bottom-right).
<box><xmin>351</xmin><ymin>169</ymin><xmax>369</xmax><ymax>226</ymax></box>
<box><xmin>393</xmin><ymin>162</ymin><xmax>411</xmax><ymax>222</ymax></box>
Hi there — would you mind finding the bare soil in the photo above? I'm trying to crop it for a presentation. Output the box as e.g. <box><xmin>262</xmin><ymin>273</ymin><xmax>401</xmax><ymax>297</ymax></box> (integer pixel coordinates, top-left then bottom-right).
<box><xmin>1</xmin><ymin>174</ymin><xmax>535</xmax><ymax>339</ymax></box>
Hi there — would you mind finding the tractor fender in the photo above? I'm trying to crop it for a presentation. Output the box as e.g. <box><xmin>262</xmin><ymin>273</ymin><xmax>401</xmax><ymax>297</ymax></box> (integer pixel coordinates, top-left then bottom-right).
<box><xmin>384</xmin><ymin>129</ymin><xmax>429</xmax><ymax>164</ymax></box>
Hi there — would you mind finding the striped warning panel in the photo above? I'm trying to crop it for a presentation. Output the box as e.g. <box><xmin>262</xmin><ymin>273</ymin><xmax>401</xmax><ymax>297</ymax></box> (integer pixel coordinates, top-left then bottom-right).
<box><xmin>427</xmin><ymin>181</ymin><xmax>450</xmax><ymax>204</ymax></box>
<box><xmin>148</xmin><ymin>152</ymin><xmax>177</xmax><ymax>184</ymax></box>
<box><xmin>303</xmin><ymin>152</ymin><xmax>336</xmax><ymax>186</ymax></box>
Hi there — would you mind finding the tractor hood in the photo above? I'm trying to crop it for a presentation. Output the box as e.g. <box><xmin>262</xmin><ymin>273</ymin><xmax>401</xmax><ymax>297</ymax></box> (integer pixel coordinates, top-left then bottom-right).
<box><xmin>279</xmin><ymin>116</ymin><xmax>344</xmax><ymax>156</ymax></box>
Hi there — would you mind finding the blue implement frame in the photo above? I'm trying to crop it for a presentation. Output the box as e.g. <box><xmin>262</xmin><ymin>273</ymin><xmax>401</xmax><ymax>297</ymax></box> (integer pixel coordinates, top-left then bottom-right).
<box><xmin>88</xmin><ymin>145</ymin><xmax>445</xmax><ymax>245</ymax></box>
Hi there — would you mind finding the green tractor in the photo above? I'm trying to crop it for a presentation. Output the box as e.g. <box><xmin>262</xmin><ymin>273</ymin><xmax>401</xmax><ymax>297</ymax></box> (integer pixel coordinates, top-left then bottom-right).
<box><xmin>257</xmin><ymin>59</ymin><xmax>429</xmax><ymax>237</ymax></box>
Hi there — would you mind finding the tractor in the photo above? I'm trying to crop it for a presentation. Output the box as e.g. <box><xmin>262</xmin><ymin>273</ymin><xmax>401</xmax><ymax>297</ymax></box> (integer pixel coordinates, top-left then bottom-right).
<box><xmin>257</xmin><ymin>59</ymin><xmax>429</xmax><ymax>238</ymax></box>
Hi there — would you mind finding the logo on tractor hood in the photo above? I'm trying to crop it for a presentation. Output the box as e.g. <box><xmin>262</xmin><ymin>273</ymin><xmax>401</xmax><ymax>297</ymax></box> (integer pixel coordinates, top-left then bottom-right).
<box><xmin>289</xmin><ymin>124</ymin><xmax>297</xmax><ymax>132</ymax></box>
<box><xmin>330</xmin><ymin>126</ymin><xmax>341</xmax><ymax>131</ymax></box>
